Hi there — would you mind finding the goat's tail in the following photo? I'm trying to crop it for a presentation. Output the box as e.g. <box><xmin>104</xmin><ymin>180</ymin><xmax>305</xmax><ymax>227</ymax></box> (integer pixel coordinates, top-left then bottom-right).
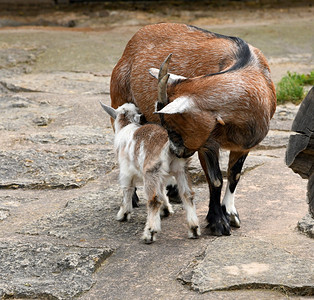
<box><xmin>187</xmin><ymin>25</ymin><xmax>253</xmax><ymax>78</ymax></box>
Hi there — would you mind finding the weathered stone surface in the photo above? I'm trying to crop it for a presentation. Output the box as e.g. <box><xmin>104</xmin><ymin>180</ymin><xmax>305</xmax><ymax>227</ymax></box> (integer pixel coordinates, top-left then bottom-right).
<box><xmin>0</xmin><ymin>44</ymin><xmax>46</xmax><ymax>78</ymax></box>
<box><xmin>32</xmin><ymin>115</ymin><xmax>51</xmax><ymax>126</ymax></box>
<box><xmin>0</xmin><ymin>48</ymin><xmax>37</xmax><ymax>69</ymax></box>
<box><xmin>0</xmin><ymin>241</ymin><xmax>113</xmax><ymax>300</ymax></box>
<box><xmin>28</xmin><ymin>125</ymin><xmax>113</xmax><ymax>146</ymax></box>
<box><xmin>19</xmin><ymin>188</ymin><xmax>147</xmax><ymax>243</ymax></box>
<box><xmin>188</xmin><ymin>151</ymin><xmax>270</xmax><ymax>184</ymax></box>
<box><xmin>298</xmin><ymin>213</ymin><xmax>314</xmax><ymax>238</ymax></box>
<box><xmin>0</xmin><ymin>208</ymin><xmax>10</xmax><ymax>220</ymax></box>
<box><xmin>0</xmin><ymin>194</ymin><xmax>36</xmax><ymax>222</ymax></box>
<box><xmin>178</xmin><ymin>236</ymin><xmax>314</xmax><ymax>295</ymax></box>
<box><xmin>0</xmin><ymin>149</ymin><xmax>115</xmax><ymax>189</ymax></box>
<box><xmin>0</xmin><ymin>95</ymin><xmax>68</xmax><ymax>131</ymax></box>
<box><xmin>270</xmin><ymin>103</ymin><xmax>299</xmax><ymax>131</ymax></box>
<box><xmin>0</xmin><ymin>72</ymin><xmax>110</xmax><ymax>95</ymax></box>
<box><xmin>257</xmin><ymin>129</ymin><xmax>291</xmax><ymax>150</ymax></box>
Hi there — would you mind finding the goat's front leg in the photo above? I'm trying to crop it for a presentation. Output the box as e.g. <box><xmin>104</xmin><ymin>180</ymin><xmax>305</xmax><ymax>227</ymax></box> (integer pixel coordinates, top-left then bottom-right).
<box><xmin>198</xmin><ymin>144</ymin><xmax>230</xmax><ymax>236</ymax></box>
<box><xmin>222</xmin><ymin>151</ymin><xmax>248</xmax><ymax>228</ymax></box>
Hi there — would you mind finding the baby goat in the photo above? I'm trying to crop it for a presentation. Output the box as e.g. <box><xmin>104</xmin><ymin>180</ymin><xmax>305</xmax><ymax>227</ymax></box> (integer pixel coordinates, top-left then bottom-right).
<box><xmin>100</xmin><ymin>101</ymin><xmax>200</xmax><ymax>243</ymax></box>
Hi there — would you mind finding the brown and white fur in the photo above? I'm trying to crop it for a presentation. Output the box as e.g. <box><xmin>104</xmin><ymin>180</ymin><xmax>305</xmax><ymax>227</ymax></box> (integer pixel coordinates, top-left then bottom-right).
<box><xmin>110</xmin><ymin>23</ymin><xmax>276</xmax><ymax>236</ymax></box>
<box><xmin>100</xmin><ymin>102</ymin><xmax>200</xmax><ymax>243</ymax></box>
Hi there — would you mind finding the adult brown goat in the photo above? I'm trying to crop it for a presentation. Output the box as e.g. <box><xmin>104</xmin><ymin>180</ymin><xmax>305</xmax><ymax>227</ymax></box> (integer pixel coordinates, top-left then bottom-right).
<box><xmin>110</xmin><ymin>23</ymin><xmax>276</xmax><ymax>236</ymax></box>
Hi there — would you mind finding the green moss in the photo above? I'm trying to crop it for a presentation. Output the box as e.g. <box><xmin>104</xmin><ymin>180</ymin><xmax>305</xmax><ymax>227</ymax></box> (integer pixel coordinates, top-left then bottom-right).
<box><xmin>276</xmin><ymin>71</ymin><xmax>314</xmax><ymax>105</ymax></box>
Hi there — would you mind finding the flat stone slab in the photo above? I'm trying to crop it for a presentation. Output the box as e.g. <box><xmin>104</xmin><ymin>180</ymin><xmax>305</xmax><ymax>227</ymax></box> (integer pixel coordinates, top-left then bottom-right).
<box><xmin>178</xmin><ymin>236</ymin><xmax>314</xmax><ymax>296</ymax></box>
<box><xmin>28</xmin><ymin>125</ymin><xmax>113</xmax><ymax>146</ymax></box>
<box><xmin>270</xmin><ymin>103</ymin><xmax>299</xmax><ymax>131</ymax></box>
<box><xmin>0</xmin><ymin>241</ymin><xmax>113</xmax><ymax>300</ymax></box>
<box><xmin>0</xmin><ymin>94</ymin><xmax>68</xmax><ymax>131</ymax></box>
<box><xmin>19</xmin><ymin>189</ymin><xmax>147</xmax><ymax>243</ymax></box>
<box><xmin>0</xmin><ymin>72</ymin><xmax>110</xmax><ymax>95</ymax></box>
<box><xmin>0</xmin><ymin>149</ymin><xmax>115</xmax><ymax>189</ymax></box>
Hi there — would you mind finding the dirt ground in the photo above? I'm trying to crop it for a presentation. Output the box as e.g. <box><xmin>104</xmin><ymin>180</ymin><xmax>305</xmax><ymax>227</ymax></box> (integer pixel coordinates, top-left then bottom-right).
<box><xmin>0</xmin><ymin>2</ymin><xmax>313</xmax><ymax>300</ymax></box>
<box><xmin>0</xmin><ymin>1</ymin><xmax>313</xmax><ymax>81</ymax></box>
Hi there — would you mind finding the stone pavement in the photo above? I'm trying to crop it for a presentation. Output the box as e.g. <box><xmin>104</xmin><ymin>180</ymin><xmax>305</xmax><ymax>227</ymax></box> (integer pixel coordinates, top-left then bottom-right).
<box><xmin>0</xmin><ymin>12</ymin><xmax>313</xmax><ymax>300</ymax></box>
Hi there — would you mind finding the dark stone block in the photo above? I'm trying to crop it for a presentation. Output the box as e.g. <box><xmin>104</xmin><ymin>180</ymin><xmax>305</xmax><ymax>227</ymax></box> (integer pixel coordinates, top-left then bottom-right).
<box><xmin>286</xmin><ymin>87</ymin><xmax>314</xmax><ymax>222</ymax></box>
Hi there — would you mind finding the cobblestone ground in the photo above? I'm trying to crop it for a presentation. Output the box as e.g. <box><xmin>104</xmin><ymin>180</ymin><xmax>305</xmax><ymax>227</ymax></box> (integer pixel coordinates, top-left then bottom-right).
<box><xmin>0</xmin><ymin>3</ymin><xmax>313</xmax><ymax>299</ymax></box>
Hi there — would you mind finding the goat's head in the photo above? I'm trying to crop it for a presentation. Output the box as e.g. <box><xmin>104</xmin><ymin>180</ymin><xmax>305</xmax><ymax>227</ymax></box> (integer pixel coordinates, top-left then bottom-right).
<box><xmin>150</xmin><ymin>55</ymin><xmax>221</xmax><ymax>151</ymax></box>
<box><xmin>100</xmin><ymin>102</ymin><xmax>144</xmax><ymax>132</ymax></box>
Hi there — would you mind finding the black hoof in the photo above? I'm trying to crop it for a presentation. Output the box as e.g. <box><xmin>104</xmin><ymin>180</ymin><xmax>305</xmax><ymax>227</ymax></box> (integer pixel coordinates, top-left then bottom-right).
<box><xmin>206</xmin><ymin>211</ymin><xmax>231</xmax><ymax>236</ymax></box>
<box><xmin>143</xmin><ymin>230</ymin><xmax>156</xmax><ymax>244</ymax></box>
<box><xmin>166</xmin><ymin>184</ymin><xmax>181</xmax><ymax>203</ymax></box>
<box><xmin>190</xmin><ymin>226</ymin><xmax>200</xmax><ymax>239</ymax></box>
<box><xmin>143</xmin><ymin>238</ymin><xmax>154</xmax><ymax>244</ymax></box>
<box><xmin>119</xmin><ymin>213</ymin><xmax>129</xmax><ymax>222</ymax></box>
<box><xmin>162</xmin><ymin>207</ymin><xmax>170</xmax><ymax>218</ymax></box>
<box><xmin>132</xmin><ymin>188</ymin><xmax>140</xmax><ymax>208</ymax></box>
<box><xmin>222</xmin><ymin>205</ymin><xmax>241</xmax><ymax>228</ymax></box>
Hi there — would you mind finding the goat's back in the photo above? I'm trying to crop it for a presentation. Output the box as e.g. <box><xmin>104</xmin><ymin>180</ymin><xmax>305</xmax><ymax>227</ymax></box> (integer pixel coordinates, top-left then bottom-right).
<box><xmin>116</xmin><ymin>122</ymin><xmax>170</xmax><ymax>174</ymax></box>
<box><xmin>111</xmin><ymin>23</ymin><xmax>274</xmax><ymax>120</ymax></box>
<box><xmin>111</xmin><ymin>24</ymin><xmax>236</xmax><ymax>111</ymax></box>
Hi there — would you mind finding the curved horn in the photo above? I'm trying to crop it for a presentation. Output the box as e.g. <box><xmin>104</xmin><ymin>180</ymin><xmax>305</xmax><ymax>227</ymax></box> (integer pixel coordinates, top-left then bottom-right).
<box><xmin>158</xmin><ymin>74</ymin><xmax>170</xmax><ymax>105</ymax></box>
<box><xmin>157</xmin><ymin>54</ymin><xmax>172</xmax><ymax>106</ymax></box>
<box><xmin>158</xmin><ymin>53</ymin><xmax>172</xmax><ymax>82</ymax></box>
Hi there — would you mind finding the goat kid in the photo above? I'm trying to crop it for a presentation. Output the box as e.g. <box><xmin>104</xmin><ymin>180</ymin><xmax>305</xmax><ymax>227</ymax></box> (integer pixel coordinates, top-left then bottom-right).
<box><xmin>110</xmin><ymin>23</ymin><xmax>277</xmax><ymax>236</ymax></box>
<box><xmin>100</xmin><ymin>101</ymin><xmax>200</xmax><ymax>243</ymax></box>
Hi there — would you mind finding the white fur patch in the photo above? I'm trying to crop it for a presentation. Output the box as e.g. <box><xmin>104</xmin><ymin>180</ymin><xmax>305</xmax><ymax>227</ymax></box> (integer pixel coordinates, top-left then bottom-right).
<box><xmin>222</xmin><ymin>182</ymin><xmax>236</xmax><ymax>213</ymax></box>
<box><xmin>222</xmin><ymin>182</ymin><xmax>240</xmax><ymax>227</ymax></box>
<box><xmin>157</xmin><ymin>96</ymin><xmax>196</xmax><ymax>114</ymax></box>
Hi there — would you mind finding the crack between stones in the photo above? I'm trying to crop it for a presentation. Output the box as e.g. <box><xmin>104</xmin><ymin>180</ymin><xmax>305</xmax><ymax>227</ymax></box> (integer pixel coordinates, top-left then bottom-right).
<box><xmin>199</xmin><ymin>282</ymin><xmax>314</xmax><ymax>297</ymax></box>
<box><xmin>0</xmin><ymin>81</ymin><xmax>42</xmax><ymax>93</ymax></box>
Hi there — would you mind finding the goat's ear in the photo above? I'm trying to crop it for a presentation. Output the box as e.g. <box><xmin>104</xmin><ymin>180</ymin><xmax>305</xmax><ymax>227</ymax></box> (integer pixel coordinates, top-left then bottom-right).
<box><xmin>155</xmin><ymin>96</ymin><xmax>196</xmax><ymax>115</ymax></box>
<box><xmin>99</xmin><ymin>101</ymin><xmax>117</xmax><ymax>119</ymax></box>
<box><xmin>149</xmin><ymin>68</ymin><xmax>187</xmax><ymax>84</ymax></box>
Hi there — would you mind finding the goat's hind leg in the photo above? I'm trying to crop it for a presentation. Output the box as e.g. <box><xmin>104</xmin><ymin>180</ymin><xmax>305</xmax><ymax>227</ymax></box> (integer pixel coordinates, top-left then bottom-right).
<box><xmin>159</xmin><ymin>177</ymin><xmax>174</xmax><ymax>217</ymax></box>
<box><xmin>117</xmin><ymin>173</ymin><xmax>135</xmax><ymax>221</ymax></box>
<box><xmin>142</xmin><ymin>179</ymin><xmax>163</xmax><ymax>243</ymax></box>
<box><xmin>222</xmin><ymin>151</ymin><xmax>248</xmax><ymax>228</ymax></box>
<box><xmin>132</xmin><ymin>187</ymin><xmax>140</xmax><ymax>208</ymax></box>
<box><xmin>142</xmin><ymin>195</ymin><xmax>162</xmax><ymax>244</ymax></box>
<box><xmin>166</xmin><ymin>178</ymin><xmax>181</xmax><ymax>204</ymax></box>
<box><xmin>117</xmin><ymin>186</ymin><xmax>135</xmax><ymax>221</ymax></box>
<box><xmin>159</xmin><ymin>188</ymin><xmax>174</xmax><ymax>218</ymax></box>
<box><xmin>175</xmin><ymin>166</ymin><xmax>200</xmax><ymax>239</ymax></box>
